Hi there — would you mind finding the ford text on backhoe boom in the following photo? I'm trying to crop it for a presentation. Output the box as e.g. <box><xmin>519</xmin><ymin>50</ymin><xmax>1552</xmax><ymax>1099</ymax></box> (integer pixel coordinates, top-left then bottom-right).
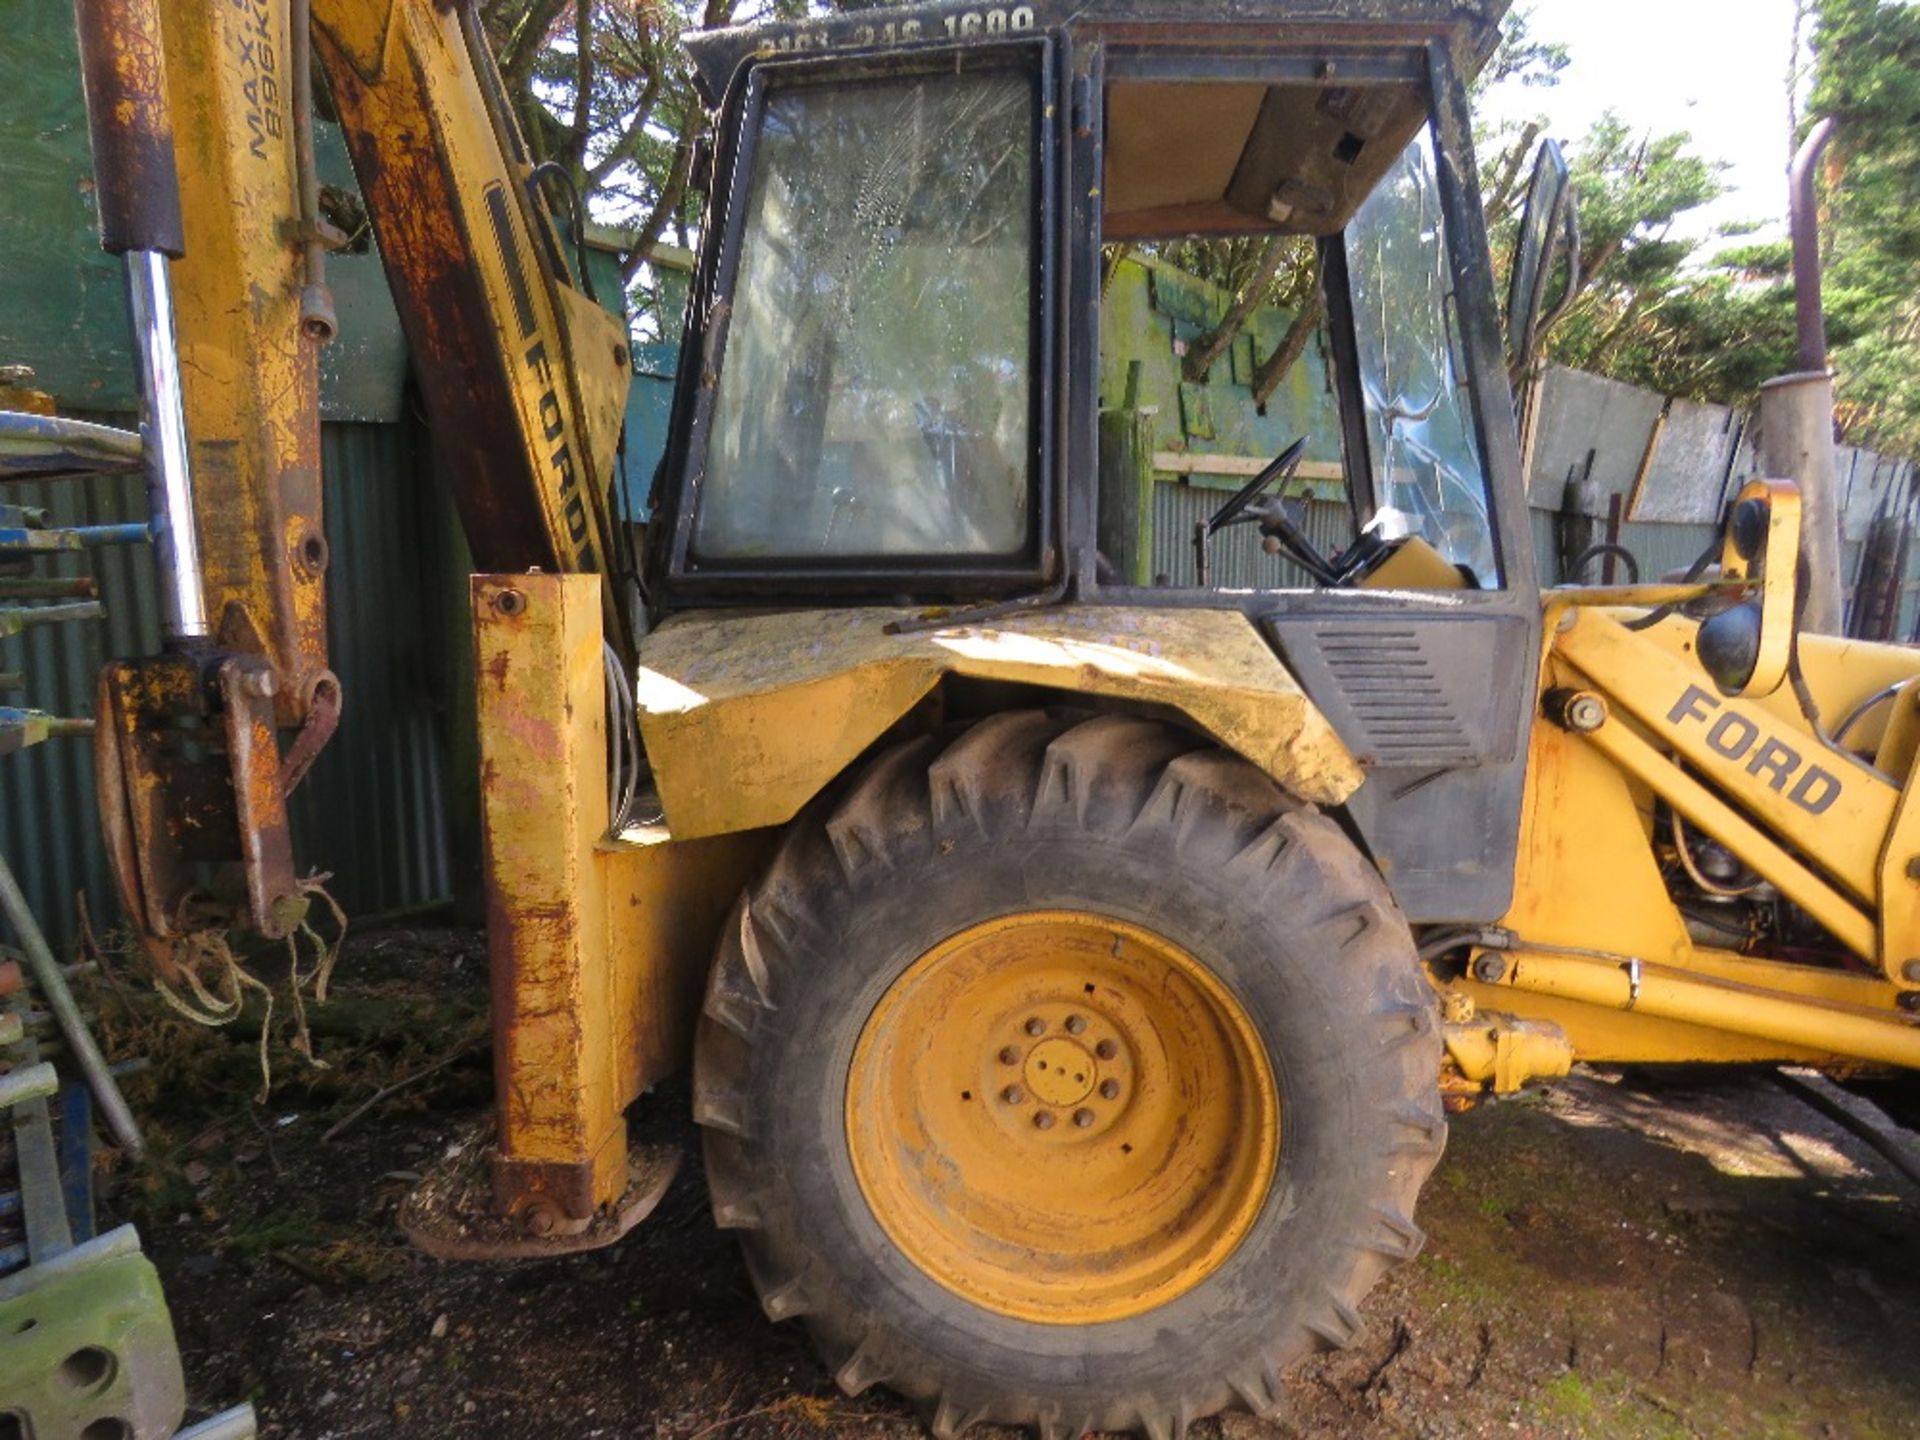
<box><xmin>23</xmin><ymin>0</ymin><xmax>1920</xmax><ymax>1434</ymax></box>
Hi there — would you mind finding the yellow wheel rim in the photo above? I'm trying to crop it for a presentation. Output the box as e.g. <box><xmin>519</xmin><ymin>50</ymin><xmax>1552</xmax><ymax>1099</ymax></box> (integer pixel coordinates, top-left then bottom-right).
<box><xmin>846</xmin><ymin>910</ymin><xmax>1279</xmax><ymax>1325</ymax></box>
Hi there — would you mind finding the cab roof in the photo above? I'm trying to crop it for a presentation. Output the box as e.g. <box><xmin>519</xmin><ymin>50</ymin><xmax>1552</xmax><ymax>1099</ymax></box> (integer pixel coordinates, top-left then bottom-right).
<box><xmin>683</xmin><ymin>0</ymin><xmax>1507</xmax><ymax>238</ymax></box>
<box><xmin>683</xmin><ymin>0</ymin><xmax>1508</xmax><ymax>106</ymax></box>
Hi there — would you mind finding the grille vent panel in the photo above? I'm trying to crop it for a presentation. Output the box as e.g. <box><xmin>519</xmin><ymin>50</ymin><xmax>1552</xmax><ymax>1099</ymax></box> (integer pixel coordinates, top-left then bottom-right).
<box><xmin>1263</xmin><ymin>615</ymin><xmax>1526</xmax><ymax>770</ymax></box>
<box><xmin>1314</xmin><ymin>627</ymin><xmax>1475</xmax><ymax>764</ymax></box>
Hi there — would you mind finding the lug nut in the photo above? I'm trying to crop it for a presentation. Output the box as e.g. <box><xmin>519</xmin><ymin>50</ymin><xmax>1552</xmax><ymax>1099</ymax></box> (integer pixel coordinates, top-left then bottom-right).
<box><xmin>1024</xmin><ymin>1017</ymin><xmax>1046</xmax><ymax>1037</ymax></box>
<box><xmin>1065</xmin><ymin>1014</ymin><xmax>1086</xmax><ymax>1035</ymax></box>
<box><xmin>1033</xmin><ymin>1111</ymin><xmax>1055</xmax><ymax>1131</ymax></box>
<box><xmin>1099</xmin><ymin>1079</ymin><xmax>1120</xmax><ymax>1100</ymax></box>
<box><xmin>1073</xmin><ymin>1108</ymin><xmax>1095</xmax><ymax>1128</ymax></box>
<box><xmin>1001</xmin><ymin>1085</ymin><xmax>1025</xmax><ymax>1104</ymax></box>
<box><xmin>998</xmin><ymin>1047</ymin><xmax>1021</xmax><ymax>1065</ymax></box>
<box><xmin>1095</xmin><ymin>1039</ymin><xmax>1117</xmax><ymax>1060</ymax></box>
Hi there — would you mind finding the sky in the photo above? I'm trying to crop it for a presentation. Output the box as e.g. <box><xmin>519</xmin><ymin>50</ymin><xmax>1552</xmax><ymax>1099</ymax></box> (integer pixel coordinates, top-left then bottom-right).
<box><xmin>1482</xmin><ymin>0</ymin><xmax>1805</xmax><ymax>243</ymax></box>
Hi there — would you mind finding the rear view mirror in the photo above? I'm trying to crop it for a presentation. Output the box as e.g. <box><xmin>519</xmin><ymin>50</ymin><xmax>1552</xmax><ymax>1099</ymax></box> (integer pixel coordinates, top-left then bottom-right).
<box><xmin>1506</xmin><ymin>140</ymin><xmax>1580</xmax><ymax>388</ymax></box>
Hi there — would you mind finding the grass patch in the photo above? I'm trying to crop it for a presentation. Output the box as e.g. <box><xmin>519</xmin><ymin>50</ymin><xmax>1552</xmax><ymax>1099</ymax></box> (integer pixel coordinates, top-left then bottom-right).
<box><xmin>1530</xmin><ymin>1371</ymin><xmax>1691</xmax><ymax>1440</ymax></box>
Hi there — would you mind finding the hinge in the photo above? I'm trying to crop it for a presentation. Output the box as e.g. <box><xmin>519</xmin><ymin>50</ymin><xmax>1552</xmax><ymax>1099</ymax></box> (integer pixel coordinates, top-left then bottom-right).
<box><xmin>1070</xmin><ymin>73</ymin><xmax>1095</xmax><ymax>139</ymax></box>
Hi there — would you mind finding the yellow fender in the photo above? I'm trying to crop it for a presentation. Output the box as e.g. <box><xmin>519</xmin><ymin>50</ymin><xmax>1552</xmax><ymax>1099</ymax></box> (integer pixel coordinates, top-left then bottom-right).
<box><xmin>634</xmin><ymin>606</ymin><xmax>1364</xmax><ymax>839</ymax></box>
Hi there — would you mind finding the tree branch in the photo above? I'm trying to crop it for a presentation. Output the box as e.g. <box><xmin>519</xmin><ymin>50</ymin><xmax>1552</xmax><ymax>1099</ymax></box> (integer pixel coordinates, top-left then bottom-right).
<box><xmin>569</xmin><ymin>0</ymin><xmax>595</xmax><ymax>179</ymax></box>
<box><xmin>1252</xmin><ymin>285</ymin><xmax>1326</xmax><ymax>408</ymax></box>
<box><xmin>1576</xmin><ymin>236</ymin><xmax>1624</xmax><ymax>300</ymax></box>
<box><xmin>586</xmin><ymin>69</ymin><xmax>664</xmax><ymax>188</ymax></box>
<box><xmin>1182</xmin><ymin>237</ymin><xmax>1289</xmax><ymax>383</ymax></box>
<box><xmin>1485</xmin><ymin>120</ymin><xmax>1542</xmax><ymax>225</ymax></box>
<box><xmin>495</xmin><ymin>0</ymin><xmax>571</xmax><ymax>96</ymax></box>
<box><xmin>623</xmin><ymin>130</ymin><xmax>695</xmax><ymax>283</ymax></box>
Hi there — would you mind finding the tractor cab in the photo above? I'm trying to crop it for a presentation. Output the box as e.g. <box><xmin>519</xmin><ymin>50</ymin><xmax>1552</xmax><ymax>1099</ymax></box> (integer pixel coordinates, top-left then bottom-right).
<box><xmin>660</xmin><ymin>0</ymin><xmax>1545</xmax><ymax>920</ymax></box>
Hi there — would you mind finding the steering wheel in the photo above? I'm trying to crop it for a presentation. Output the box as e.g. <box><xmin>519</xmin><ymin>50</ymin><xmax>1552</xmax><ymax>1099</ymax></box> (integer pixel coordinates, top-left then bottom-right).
<box><xmin>1198</xmin><ymin>436</ymin><xmax>1346</xmax><ymax>586</ymax></box>
<box><xmin>1205</xmin><ymin>436</ymin><xmax>1309</xmax><ymax>536</ymax></box>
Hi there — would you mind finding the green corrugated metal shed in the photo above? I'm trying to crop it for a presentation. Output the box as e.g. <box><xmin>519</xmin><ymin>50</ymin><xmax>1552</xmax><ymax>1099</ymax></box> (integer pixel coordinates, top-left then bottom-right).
<box><xmin>0</xmin><ymin>426</ymin><xmax>474</xmax><ymax>937</ymax></box>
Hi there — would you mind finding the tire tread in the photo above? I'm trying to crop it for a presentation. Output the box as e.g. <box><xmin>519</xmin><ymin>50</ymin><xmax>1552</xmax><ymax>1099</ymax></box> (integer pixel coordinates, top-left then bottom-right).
<box><xmin>693</xmin><ymin>710</ymin><xmax>1447</xmax><ymax>1437</ymax></box>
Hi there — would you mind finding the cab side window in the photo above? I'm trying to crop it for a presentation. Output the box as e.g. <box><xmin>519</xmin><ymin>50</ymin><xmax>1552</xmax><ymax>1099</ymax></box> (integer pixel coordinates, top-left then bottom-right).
<box><xmin>697</xmin><ymin>68</ymin><xmax>1039</xmax><ymax>564</ymax></box>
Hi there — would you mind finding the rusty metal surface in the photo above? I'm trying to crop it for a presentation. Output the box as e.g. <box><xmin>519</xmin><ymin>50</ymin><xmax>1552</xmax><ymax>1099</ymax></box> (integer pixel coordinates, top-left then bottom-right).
<box><xmin>472</xmin><ymin>573</ymin><xmax>625</xmax><ymax>1225</ymax></box>
<box><xmin>216</xmin><ymin>659</ymin><xmax>301</xmax><ymax>940</ymax></box>
<box><xmin>160</xmin><ymin>0</ymin><xmax>332</xmax><ymax>718</ymax></box>
<box><xmin>313</xmin><ymin>0</ymin><xmax>634</xmax><ymax>620</ymax></box>
<box><xmin>93</xmin><ymin>645</ymin><xmax>309</xmax><ymax>965</ymax></box>
<box><xmin>69</xmin><ymin>0</ymin><xmax>184</xmax><ymax>257</ymax></box>
<box><xmin>401</xmin><ymin>1115</ymin><xmax>680</xmax><ymax>1261</ymax></box>
<box><xmin>277</xmin><ymin>672</ymin><xmax>342</xmax><ymax>796</ymax></box>
<box><xmin>0</xmin><ymin>429</ymin><xmax>456</xmax><ymax>950</ymax></box>
<box><xmin>95</xmin><ymin>654</ymin><xmax>215</xmax><ymax>949</ymax></box>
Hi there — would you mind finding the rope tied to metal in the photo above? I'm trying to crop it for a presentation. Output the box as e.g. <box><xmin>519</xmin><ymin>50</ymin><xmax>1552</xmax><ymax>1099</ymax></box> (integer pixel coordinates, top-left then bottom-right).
<box><xmin>148</xmin><ymin>874</ymin><xmax>348</xmax><ymax>1101</ymax></box>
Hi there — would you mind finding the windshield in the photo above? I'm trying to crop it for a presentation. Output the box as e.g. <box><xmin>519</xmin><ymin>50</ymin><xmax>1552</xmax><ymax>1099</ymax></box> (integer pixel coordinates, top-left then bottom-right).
<box><xmin>1347</xmin><ymin>132</ymin><xmax>1498</xmax><ymax>584</ymax></box>
<box><xmin>694</xmin><ymin>68</ymin><xmax>1036</xmax><ymax>562</ymax></box>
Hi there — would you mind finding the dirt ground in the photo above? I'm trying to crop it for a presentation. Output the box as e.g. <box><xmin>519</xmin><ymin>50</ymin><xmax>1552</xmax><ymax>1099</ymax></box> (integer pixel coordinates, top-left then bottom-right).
<box><xmin>85</xmin><ymin>925</ymin><xmax>1920</xmax><ymax>1440</ymax></box>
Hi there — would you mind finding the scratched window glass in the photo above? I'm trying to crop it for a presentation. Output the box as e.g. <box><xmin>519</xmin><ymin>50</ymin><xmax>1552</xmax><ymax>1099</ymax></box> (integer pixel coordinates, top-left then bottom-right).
<box><xmin>1348</xmin><ymin>132</ymin><xmax>1498</xmax><ymax>585</ymax></box>
<box><xmin>696</xmin><ymin>71</ymin><xmax>1034</xmax><ymax>561</ymax></box>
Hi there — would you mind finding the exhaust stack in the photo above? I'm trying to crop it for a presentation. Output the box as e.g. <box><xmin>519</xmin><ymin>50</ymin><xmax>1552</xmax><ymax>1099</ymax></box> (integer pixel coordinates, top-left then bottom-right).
<box><xmin>1758</xmin><ymin>118</ymin><xmax>1843</xmax><ymax>634</ymax></box>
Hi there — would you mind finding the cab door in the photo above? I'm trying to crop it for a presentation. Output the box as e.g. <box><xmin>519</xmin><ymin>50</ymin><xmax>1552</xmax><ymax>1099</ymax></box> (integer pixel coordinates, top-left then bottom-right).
<box><xmin>1081</xmin><ymin>39</ymin><xmax>1542</xmax><ymax>923</ymax></box>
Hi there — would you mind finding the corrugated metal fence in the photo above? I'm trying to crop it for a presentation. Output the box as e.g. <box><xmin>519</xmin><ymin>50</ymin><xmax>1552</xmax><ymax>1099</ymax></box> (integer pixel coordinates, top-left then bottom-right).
<box><xmin>1528</xmin><ymin>479</ymin><xmax>1920</xmax><ymax>636</ymax></box>
<box><xmin>1</xmin><ymin>421</ymin><xmax>467</xmax><ymax>946</ymax></box>
<box><xmin>1526</xmin><ymin>365</ymin><xmax>1920</xmax><ymax>633</ymax></box>
<box><xmin>1155</xmin><ymin>484</ymin><xmax>1723</xmax><ymax>596</ymax></box>
<box><xmin>1162</xmin><ymin>486</ymin><xmax>1908</xmax><ymax>628</ymax></box>
<box><xmin>1151</xmin><ymin>483</ymin><xmax>1357</xmax><ymax>589</ymax></box>
<box><xmin>1527</xmin><ymin>508</ymin><xmax>1720</xmax><ymax>590</ymax></box>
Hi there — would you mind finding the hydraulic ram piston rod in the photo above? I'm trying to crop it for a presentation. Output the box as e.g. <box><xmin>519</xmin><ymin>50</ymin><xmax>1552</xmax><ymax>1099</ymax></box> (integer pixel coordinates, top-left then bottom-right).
<box><xmin>124</xmin><ymin>249</ymin><xmax>208</xmax><ymax>641</ymax></box>
<box><xmin>71</xmin><ymin>0</ymin><xmax>208</xmax><ymax>643</ymax></box>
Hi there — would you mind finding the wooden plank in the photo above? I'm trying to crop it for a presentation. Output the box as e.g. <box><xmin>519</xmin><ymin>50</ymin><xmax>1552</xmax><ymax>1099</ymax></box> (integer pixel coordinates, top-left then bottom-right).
<box><xmin>1100</xmin><ymin>407</ymin><xmax>1156</xmax><ymax>585</ymax></box>
<box><xmin>1152</xmin><ymin>450</ymin><xmax>1345</xmax><ymax>482</ymax></box>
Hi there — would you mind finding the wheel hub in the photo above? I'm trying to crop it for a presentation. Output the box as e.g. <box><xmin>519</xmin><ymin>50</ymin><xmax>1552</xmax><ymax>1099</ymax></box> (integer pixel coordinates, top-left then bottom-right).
<box><xmin>846</xmin><ymin>911</ymin><xmax>1279</xmax><ymax>1325</ymax></box>
<box><xmin>1021</xmin><ymin>1034</ymin><xmax>1095</xmax><ymax>1107</ymax></box>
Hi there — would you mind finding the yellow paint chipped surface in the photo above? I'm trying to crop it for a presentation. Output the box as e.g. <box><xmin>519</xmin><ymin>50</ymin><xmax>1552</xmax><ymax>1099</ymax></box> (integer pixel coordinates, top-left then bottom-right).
<box><xmin>635</xmin><ymin>606</ymin><xmax>1363</xmax><ymax>839</ymax></box>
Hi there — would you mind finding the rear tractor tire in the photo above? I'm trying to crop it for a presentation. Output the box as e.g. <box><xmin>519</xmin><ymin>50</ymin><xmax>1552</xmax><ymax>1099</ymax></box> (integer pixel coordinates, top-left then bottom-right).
<box><xmin>693</xmin><ymin>711</ymin><xmax>1446</xmax><ymax>1437</ymax></box>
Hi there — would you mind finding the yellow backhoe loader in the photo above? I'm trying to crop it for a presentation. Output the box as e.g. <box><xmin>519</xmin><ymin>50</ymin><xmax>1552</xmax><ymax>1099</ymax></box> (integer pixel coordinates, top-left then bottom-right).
<box><xmin>5</xmin><ymin>0</ymin><xmax>1918</xmax><ymax>1435</ymax></box>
